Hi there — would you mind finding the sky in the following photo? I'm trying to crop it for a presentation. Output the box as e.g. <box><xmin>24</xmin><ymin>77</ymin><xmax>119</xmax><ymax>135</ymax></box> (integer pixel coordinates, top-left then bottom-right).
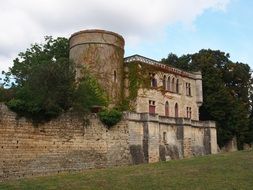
<box><xmin>0</xmin><ymin>0</ymin><xmax>252</xmax><ymax>77</ymax></box>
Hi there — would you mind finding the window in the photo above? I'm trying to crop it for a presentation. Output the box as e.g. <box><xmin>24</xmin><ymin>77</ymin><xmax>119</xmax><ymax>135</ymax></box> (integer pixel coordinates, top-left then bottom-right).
<box><xmin>163</xmin><ymin>132</ymin><xmax>167</xmax><ymax>143</ymax></box>
<box><xmin>163</xmin><ymin>75</ymin><xmax>166</xmax><ymax>90</ymax></box>
<box><xmin>186</xmin><ymin>107</ymin><xmax>192</xmax><ymax>119</ymax></box>
<box><xmin>176</xmin><ymin>79</ymin><xmax>179</xmax><ymax>93</ymax></box>
<box><xmin>149</xmin><ymin>100</ymin><xmax>156</xmax><ymax>114</ymax></box>
<box><xmin>186</xmin><ymin>82</ymin><xmax>191</xmax><ymax>96</ymax></box>
<box><xmin>171</xmin><ymin>78</ymin><xmax>175</xmax><ymax>92</ymax></box>
<box><xmin>175</xmin><ymin>103</ymin><xmax>179</xmax><ymax>118</ymax></box>
<box><xmin>113</xmin><ymin>70</ymin><xmax>117</xmax><ymax>82</ymax></box>
<box><xmin>165</xmin><ymin>101</ymin><xmax>169</xmax><ymax>116</ymax></box>
<box><xmin>150</xmin><ymin>73</ymin><xmax>157</xmax><ymax>88</ymax></box>
<box><xmin>167</xmin><ymin>76</ymin><xmax>170</xmax><ymax>91</ymax></box>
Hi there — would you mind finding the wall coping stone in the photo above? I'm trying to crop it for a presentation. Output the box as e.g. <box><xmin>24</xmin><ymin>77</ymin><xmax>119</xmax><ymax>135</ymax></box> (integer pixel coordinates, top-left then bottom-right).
<box><xmin>126</xmin><ymin>112</ymin><xmax>216</xmax><ymax>128</ymax></box>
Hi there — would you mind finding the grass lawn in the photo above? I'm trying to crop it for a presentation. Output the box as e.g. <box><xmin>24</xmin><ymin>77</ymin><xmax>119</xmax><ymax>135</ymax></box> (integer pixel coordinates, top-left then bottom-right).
<box><xmin>0</xmin><ymin>150</ymin><xmax>253</xmax><ymax>190</ymax></box>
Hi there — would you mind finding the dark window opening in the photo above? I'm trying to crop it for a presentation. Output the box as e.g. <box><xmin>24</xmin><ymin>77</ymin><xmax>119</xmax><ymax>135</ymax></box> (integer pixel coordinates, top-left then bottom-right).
<box><xmin>163</xmin><ymin>75</ymin><xmax>166</xmax><ymax>90</ymax></box>
<box><xmin>176</xmin><ymin>79</ymin><xmax>179</xmax><ymax>93</ymax></box>
<box><xmin>167</xmin><ymin>76</ymin><xmax>170</xmax><ymax>91</ymax></box>
<box><xmin>175</xmin><ymin>103</ymin><xmax>179</xmax><ymax>118</ymax></box>
<box><xmin>172</xmin><ymin>78</ymin><xmax>175</xmax><ymax>92</ymax></box>
<box><xmin>113</xmin><ymin>70</ymin><xmax>117</xmax><ymax>82</ymax></box>
<box><xmin>165</xmin><ymin>101</ymin><xmax>169</xmax><ymax>116</ymax></box>
<box><xmin>150</xmin><ymin>73</ymin><xmax>157</xmax><ymax>88</ymax></box>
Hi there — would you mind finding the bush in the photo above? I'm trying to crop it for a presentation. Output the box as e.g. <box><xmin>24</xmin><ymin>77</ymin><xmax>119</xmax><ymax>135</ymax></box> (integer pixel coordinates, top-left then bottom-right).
<box><xmin>98</xmin><ymin>109</ymin><xmax>123</xmax><ymax>128</ymax></box>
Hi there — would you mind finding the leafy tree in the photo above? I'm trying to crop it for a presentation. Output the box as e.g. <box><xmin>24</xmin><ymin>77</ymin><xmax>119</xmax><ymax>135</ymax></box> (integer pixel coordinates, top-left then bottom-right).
<box><xmin>161</xmin><ymin>49</ymin><xmax>253</xmax><ymax>148</ymax></box>
<box><xmin>162</xmin><ymin>53</ymin><xmax>192</xmax><ymax>71</ymax></box>
<box><xmin>7</xmin><ymin>59</ymin><xmax>75</xmax><ymax>121</ymax></box>
<box><xmin>3</xmin><ymin>37</ymin><xmax>107</xmax><ymax>123</ymax></box>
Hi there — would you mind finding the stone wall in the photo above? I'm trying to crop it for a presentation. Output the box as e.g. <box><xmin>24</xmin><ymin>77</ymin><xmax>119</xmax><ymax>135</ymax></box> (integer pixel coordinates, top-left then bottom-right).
<box><xmin>127</xmin><ymin>113</ymin><xmax>217</xmax><ymax>163</ymax></box>
<box><xmin>0</xmin><ymin>105</ymin><xmax>217</xmax><ymax>181</ymax></box>
<box><xmin>0</xmin><ymin>104</ymin><xmax>130</xmax><ymax>181</ymax></box>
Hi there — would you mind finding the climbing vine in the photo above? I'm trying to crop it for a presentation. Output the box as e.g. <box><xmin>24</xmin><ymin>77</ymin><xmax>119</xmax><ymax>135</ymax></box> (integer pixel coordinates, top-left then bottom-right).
<box><xmin>119</xmin><ymin>62</ymin><xmax>153</xmax><ymax>111</ymax></box>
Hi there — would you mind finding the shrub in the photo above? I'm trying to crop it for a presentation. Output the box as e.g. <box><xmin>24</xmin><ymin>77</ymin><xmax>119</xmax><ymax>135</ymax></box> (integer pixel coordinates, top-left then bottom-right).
<box><xmin>72</xmin><ymin>73</ymin><xmax>108</xmax><ymax>114</ymax></box>
<box><xmin>98</xmin><ymin>109</ymin><xmax>123</xmax><ymax>128</ymax></box>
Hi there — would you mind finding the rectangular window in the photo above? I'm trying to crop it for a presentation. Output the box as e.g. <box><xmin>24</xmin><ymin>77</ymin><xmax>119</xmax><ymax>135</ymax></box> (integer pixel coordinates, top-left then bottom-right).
<box><xmin>149</xmin><ymin>100</ymin><xmax>156</xmax><ymax>114</ymax></box>
<box><xmin>186</xmin><ymin>107</ymin><xmax>192</xmax><ymax>118</ymax></box>
<box><xmin>163</xmin><ymin>132</ymin><xmax>167</xmax><ymax>143</ymax></box>
<box><xmin>186</xmin><ymin>82</ymin><xmax>191</xmax><ymax>96</ymax></box>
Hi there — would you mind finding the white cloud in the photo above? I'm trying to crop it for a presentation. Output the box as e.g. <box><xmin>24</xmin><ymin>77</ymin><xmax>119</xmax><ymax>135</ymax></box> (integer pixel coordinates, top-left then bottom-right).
<box><xmin>0</xmin><ymin>0</ymin><xmax>231</xmax><ymax>71</ymax></box>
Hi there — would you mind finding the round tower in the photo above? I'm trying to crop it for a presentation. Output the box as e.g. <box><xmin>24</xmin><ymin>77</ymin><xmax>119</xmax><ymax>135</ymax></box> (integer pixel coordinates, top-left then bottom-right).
<box><xmin>69</xmin><ymin>29</ymin><xmax>125</xmax><ymax>106</ymax></box>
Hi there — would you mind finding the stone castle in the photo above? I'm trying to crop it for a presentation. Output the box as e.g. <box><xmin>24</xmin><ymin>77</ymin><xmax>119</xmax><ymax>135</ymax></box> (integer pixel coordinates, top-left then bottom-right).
<box><xmin>0</xmin><ymin>29</ymin><xmax>217</xmax><ymax>180</ymax></box>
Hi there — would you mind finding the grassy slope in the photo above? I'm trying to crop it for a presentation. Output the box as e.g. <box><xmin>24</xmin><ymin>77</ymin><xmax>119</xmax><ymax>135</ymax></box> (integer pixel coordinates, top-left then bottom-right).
<box><xmin>0</xmin><ymin>150</ymin><xmax>253</xmax><ymax>190</ymax></box>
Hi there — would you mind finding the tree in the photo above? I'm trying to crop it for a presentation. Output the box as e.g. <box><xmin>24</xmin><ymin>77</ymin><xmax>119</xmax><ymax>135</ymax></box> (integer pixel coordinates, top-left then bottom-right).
<box><xmin>4</xmin><ymin>36</ymin><xmax>69</xmax><ymax>87</ymax></box>
<box><xmin>3</xmin><ymin>37</ymin><xmax>107</xmax><ymax>123</ymax></box>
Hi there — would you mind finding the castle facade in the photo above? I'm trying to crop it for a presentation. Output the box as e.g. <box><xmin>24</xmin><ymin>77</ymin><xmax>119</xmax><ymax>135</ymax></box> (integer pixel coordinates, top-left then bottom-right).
<box><xmin>0</xmin><ymin>29</ymin><xmax>217</xmax><ymax>180</ymax></box>
<box><xmin>69</xmin><ymin>29</ymin><xmax>218</xmax><ymax>162</ymax></box>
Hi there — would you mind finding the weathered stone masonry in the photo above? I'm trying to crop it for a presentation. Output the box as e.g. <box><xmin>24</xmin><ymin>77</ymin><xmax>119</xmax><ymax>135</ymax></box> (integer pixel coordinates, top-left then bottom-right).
<box><xmin>0</xmin><ymin>104</ymin><xmax>130</xmax><ymax>181</ymax></box>
<box><xmin>0</xmin><ymin>104</ymin><xmax>217</xmax><ymax>181</ymax></box>
<box><xmin>127</xmin><ymin>113</ymin><xmax>217</xmax><ymax>163</ymax></box>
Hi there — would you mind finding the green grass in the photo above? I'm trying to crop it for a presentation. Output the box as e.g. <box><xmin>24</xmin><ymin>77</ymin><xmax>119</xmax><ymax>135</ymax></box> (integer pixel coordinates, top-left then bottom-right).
<box><xmin>1</xmin><ymin>150</ymin><xmax>253</xmax><ymax>190</ymax></box>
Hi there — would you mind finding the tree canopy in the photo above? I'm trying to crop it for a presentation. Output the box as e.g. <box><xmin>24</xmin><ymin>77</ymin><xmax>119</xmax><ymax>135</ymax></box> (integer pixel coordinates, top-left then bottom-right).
<box><xmin>1</xmin><ymin>37</ymin><xmax>107</xmax><ymax>123</ymax></box>
<box><xmin>161</xmin><ymin>49</ymin><xmax>253</xmax><ymax>148</ymax></box>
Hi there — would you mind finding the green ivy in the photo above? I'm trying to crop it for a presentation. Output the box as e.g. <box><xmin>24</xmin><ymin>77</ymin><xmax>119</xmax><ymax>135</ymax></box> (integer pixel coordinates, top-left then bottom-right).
<box><xmin>120</xmin><ymin>62</ymin><xmax>151</xmax><ymax>111</ymax></box>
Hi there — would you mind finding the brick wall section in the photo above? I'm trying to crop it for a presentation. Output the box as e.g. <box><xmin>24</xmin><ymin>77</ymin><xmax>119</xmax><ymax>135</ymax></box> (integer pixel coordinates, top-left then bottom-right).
<box><xmin>0</xmin><ymin>104</ymin><xmax>130</xmax><ymax>181</ymax></box>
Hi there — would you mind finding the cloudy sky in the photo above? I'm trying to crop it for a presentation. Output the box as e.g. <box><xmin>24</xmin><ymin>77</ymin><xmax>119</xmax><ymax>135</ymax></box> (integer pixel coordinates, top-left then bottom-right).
<box><xmin>0</xmin><ymin>0</ymin><xmax>252</xmax><ymax>75</ymax></box>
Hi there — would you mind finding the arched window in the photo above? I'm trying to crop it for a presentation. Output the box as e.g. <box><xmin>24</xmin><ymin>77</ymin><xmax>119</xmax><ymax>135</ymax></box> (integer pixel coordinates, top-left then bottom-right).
<box><xmin>171</xmin><ymin>78</ymin><xmax>175</xmax><ymax>92</ymax></box>
<box><xmin>163</xmin><ymin>75</ymin><xmax>166</xmax><ymax>90</ymax></box>
<box><xmin>167</xmin><ymin>76</ymin><xmax>170</xmax><ymax>91</ymax></box>
<box><xmin>113</xmin><ymin>70</ymin><xmax>117</xmax><ymax>82</ymax></box>
<box><xmin>176</xmin><ymin>79</ymin><xmax>179</xmax><ymax>93</ymax></box>
<box><xmin>175</xmin><ymin>103</ymin><xmax>179</xmax><ymax>118</ymax></box>
<box><xmin>165</xmin><ymin>101</ymin><xmax>169</xmax><ymax>116</ymax></box>
<box><xmin>150</xmin><ymin>73</ymin><xmax>157</xmax><ymax>88</ymax></box>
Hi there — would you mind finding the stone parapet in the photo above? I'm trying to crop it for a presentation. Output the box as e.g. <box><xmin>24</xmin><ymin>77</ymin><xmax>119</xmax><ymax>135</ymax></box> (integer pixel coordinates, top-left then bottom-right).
<box><xmin>126</xmin><ymin>112</ymin><xmax>216</xmax><ymax>128</ymax></box>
